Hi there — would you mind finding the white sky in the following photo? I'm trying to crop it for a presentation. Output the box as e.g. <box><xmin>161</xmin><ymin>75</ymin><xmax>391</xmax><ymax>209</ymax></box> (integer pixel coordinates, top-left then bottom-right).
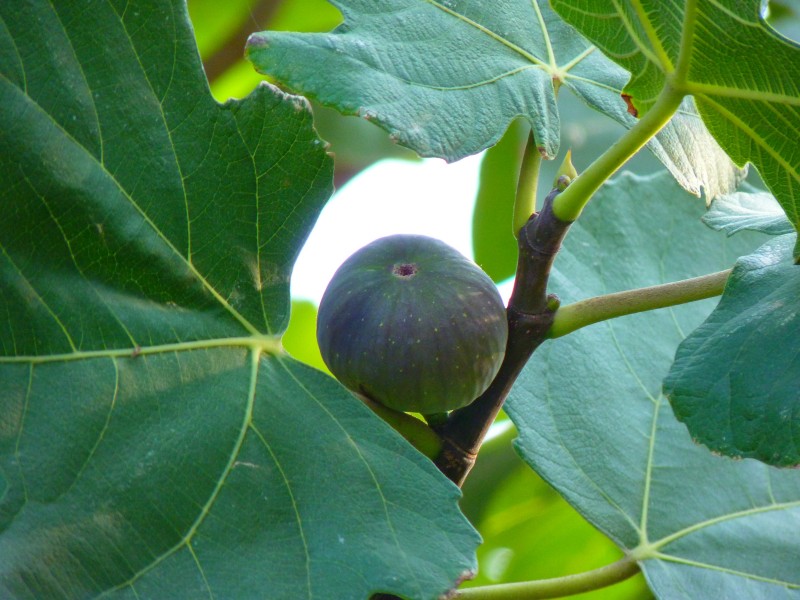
<box><xmin>291</xmin><ymin>153</ymin><xmax>506</xmax><ymax>304</ymax></box>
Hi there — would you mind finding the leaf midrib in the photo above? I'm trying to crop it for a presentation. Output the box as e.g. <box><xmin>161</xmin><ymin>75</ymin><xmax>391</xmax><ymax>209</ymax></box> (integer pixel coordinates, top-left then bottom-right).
<box><xmin>646</xmin><ymin>498</ymin><xmax>800</xmax><ymax>553</ymax></box>
<box><xmin>0</xmin><ymin>336</ymin><xmax>283</xmax><ymax>364</ymax></box>
<box><xmin>684</xmin><ymin>83</ymin><xmax>800</xmax><ymax>106</ymax></box>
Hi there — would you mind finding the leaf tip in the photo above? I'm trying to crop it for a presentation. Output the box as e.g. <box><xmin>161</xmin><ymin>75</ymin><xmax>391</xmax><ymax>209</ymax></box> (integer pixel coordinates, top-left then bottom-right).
<box><xmin>245</xmin><ymin>32</ymin><xmax>269</xmax><ymax>51</ymax></box>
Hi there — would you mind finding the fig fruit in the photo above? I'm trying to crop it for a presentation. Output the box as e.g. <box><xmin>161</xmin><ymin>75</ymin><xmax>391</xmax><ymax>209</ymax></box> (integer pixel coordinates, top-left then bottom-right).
<box><xmin>316</xmin><ymin>234</ymin><xmax>508</xmax><ymax>413</ymax></box>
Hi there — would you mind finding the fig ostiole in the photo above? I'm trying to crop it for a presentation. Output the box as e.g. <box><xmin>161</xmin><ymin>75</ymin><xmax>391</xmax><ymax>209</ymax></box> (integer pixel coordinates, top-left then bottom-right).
<box><xmin>316</xmin><ymin>234</ymin><xmax>508</xmax><ymax>414</ymax></box>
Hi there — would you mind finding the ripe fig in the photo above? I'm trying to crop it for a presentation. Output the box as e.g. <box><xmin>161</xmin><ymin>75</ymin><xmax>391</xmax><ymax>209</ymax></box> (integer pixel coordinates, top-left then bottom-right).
<box><xmin>316</xmin><ymin>234</ymin><xmax>508</xmax><ymax>413</ymax></box>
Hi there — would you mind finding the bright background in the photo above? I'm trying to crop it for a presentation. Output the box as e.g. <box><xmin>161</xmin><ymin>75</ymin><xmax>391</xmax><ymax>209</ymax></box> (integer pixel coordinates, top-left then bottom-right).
<box><xmin>291</xmin><ymin>154</ymin><xmax>489</xmax><ymax>304</ymax></box>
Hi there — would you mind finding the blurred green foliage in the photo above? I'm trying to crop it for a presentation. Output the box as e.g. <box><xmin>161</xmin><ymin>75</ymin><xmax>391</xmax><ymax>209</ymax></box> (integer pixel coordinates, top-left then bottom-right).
<box><xmin>282</xmin><ymin>300</ymin><xmax>328</xmax><ymax>374</ymax></box>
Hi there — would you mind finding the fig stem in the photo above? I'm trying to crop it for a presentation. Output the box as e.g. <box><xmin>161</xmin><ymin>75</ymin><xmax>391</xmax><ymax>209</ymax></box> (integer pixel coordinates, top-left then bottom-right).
<box><xmin>422</xmin><ymin>412</ymin><xmax>449</xmax><ymax>428</ymax></box>
<box><xmin>434</xmin><ymin>188</ymin><xmax>573</xmax><ymax>486</ymax></box>
<box><xmin>357</xmin><ymin>393</ymin><xmax>443</xmax><ymax>460</ymax></box>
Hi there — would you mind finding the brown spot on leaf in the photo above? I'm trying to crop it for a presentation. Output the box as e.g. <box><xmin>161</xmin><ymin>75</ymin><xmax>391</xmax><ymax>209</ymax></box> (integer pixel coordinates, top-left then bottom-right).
<box><xmin>622</xmin><ymin>93</ymin><xmax>638</xmax><ymax>117</ymax></box>
<box><xmin>438</xmin><ymin>570</ymin><xmax>476</xmax><ymax>599</ymax></box>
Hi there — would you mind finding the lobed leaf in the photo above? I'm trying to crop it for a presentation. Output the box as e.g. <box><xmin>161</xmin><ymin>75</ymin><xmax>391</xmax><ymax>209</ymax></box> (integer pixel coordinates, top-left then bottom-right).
<box><xmin>1</xmin><ymin>7</ymin><xmax>330</xmax><ymax>342</ymax></box>
<box><xmin>246</xmin><ymin>0</ymin><xmax>743</xmax><ymax>202</ymax></box>
<box><xmin>247</xmin><ymin>0</ymin><xmax>564</xmax><ymax>161</ymax></box>
<box><xmin>551</xmin><ymin>0</ymin><xmax>800</xmax><ymax>237</ymax></box>
<box><xmin>0</xmin><ymin>1</ymin><xmax>479</xmax><ymax>597</ymax></box>
<box><xmin>507</xmin><ymin>171</ymin><xmax>800</xmax><ymax>598</ymax></box>
<box><xmin>0</xmin><ymin>353</ymin><xmax>478</xmax><ymax>599</ymax></box>
<box><xmin>664</xmin><ymin>233</ymin><xmax>800</xmax><ymax>467</ymax></box>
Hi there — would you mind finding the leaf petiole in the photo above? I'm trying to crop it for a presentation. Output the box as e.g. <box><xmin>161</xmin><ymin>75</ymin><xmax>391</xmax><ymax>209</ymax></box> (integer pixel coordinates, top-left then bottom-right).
<box><xmin>454</xmin><ymin>556</ymin><xmax>639</xmax><ymax>599</ymax></box>
<box><xmin>551</xmin><ymin>86</ymin><xmax>684</xmax><ymax>222</ymax></box>
<box><xmin>549</xmin><ymin>269</ymin><xmax>732</xmax><ymax>338</ymax></box>
<box><xmin>513</xmin><ymin>131</ymin><xmax>543</xmax><ymax>237</ymax></box>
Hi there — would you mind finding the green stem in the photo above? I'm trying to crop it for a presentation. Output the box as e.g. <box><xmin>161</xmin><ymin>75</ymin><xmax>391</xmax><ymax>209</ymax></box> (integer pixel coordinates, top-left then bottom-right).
<box><xmin>551</xmin><ymin>86</ymin><xmax>684</xmax><ymax>222</ymax></box>
<box><xmin>513</xmin><ymin>131</ymin><xmax>542</xmax><ymax>237</ymax></box>
<box><xmin>549</xmin><ymin>269</ymin><xmax>731</xmax><ymax>338</ymax></box>
<box><xmin>356</xmin><ymin>394</ymin><xmax>443</xmax><ymax>460</ymax></box>
<box><xmin>455</xmin><ymin>557</ymin><xmax>640</xmax><ymax>599</ymax></box>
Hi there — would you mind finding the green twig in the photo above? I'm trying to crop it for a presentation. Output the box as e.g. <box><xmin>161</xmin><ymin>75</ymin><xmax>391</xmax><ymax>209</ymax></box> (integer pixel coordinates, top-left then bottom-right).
<box><xmin>513</xmin><ymin>131</ymin><xmax>542</xmax><ymax>237</ymax></box>
<box><xmin>549</xmin><ymin>269</ymin><xmax>731</xmax><ymax>338</ymax></box>
<box><xmin>455</xmin><ymin>557</ymin><xmax>640</xmax><ymax>599</ymax></box>
<box><xmin>551</xmin><ymin>87</ymin><xmax>684</xmax><ymax>222</ymax></box>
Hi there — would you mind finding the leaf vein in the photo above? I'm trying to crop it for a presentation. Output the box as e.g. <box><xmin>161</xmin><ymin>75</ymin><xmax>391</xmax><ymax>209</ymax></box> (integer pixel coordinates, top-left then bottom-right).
<box><xmin>0</xmin><ymin>243</ymin><xmax>77</xmax><ymax>352</ymax></box>
<box><xmin>101</xmin><ymin>347</ymin><xmax>259</xmax><ymax>594</ymax></box>
<box><xmin>697</xmin><ymin>95</ymin><xmax>799</xmax><ymax>217</ymax></box>
<box><xmin>651</xmin><ymin>551</ymin><xmax>800</xmax><ymax>588</ymax></box>
<box><xmin>278</xmin><ymin>357</ymin><xmax>424</xmax><ymax>598</ymax></box>
<box><xmin>651</xmin><ymin>499</ymin><xmax>800</xmax><ymax>550</ymax></box>
<box><xmin>249</xmin><ymin>422</ymin><xmax>313</xmax><ymax>598</ymax></box>
<box><xmin>421</xmin><ymin>0</ymin><xmax>545</xmax><ymax>68</ymax></box>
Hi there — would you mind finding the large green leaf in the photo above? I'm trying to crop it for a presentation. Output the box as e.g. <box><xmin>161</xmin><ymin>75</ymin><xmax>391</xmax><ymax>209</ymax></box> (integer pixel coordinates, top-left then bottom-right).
<box><xmin>2</xmin><ymin>2</ymin><xmax>328</xmax><ymax>340</ymax></box>
<box><xmin>247</xmin><ymin>0</ymin><xmax>564</xmax><ymax>161</ymax></box>
<box><xmin>551</xmin><ymin>0</ymin><xmax>800</xmax><ymax>236</ymax></box>
<box><xmin>664</xmin><ymin>233</ymin><xmax>800</xmax><ymax>467</ymax></box>
<box><xmin>506</xmin><ymin>172</ymin><xmax>800</xmax><ymax>598</ymax></box>
<box><xmin>0</xmin><ymin>1</ymin><xmax>479</xmax><ymax>597</ymax></box>
<box><xmin>246</xmin><ymin>0</ymin><xmax>743</xmax><ymax>204</ymax></box>
<box><xmin>0</xmin><ymin>355</ymin><xmax>478</xmax><ymax>598</ymax></box>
